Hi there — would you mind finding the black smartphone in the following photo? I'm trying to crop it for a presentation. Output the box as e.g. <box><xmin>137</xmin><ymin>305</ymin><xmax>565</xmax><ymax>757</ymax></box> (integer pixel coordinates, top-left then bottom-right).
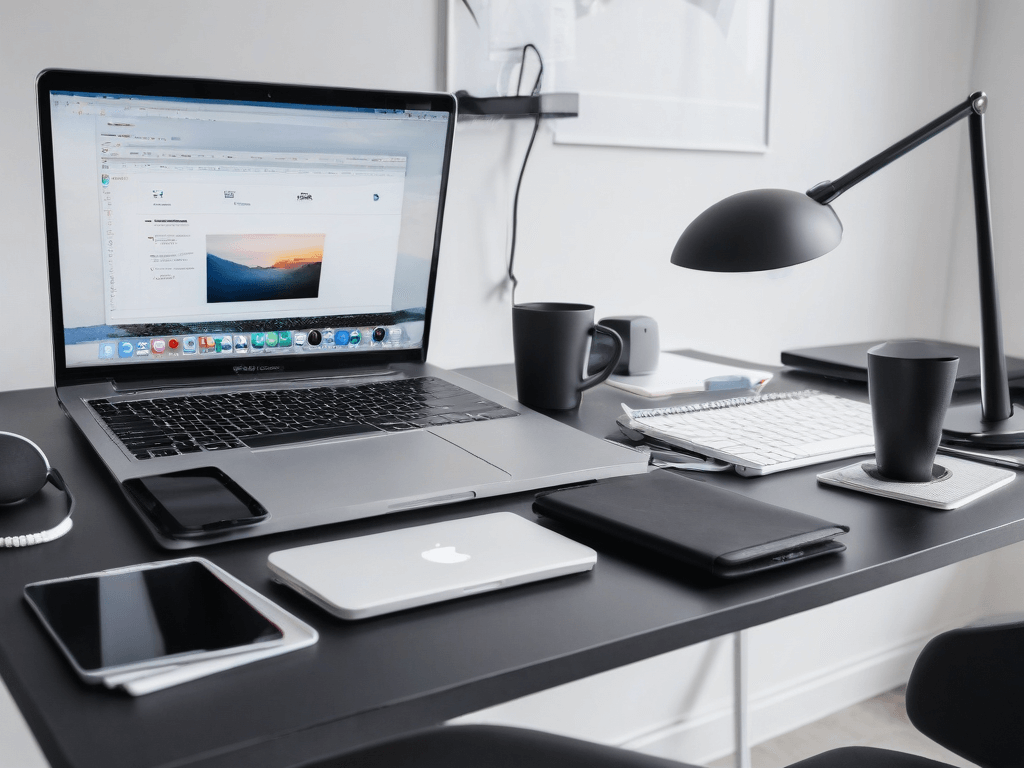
<box><xmin>122</xmin><ymin>467</ymin><xmax>268</xmax><ymax>538</ymax></box>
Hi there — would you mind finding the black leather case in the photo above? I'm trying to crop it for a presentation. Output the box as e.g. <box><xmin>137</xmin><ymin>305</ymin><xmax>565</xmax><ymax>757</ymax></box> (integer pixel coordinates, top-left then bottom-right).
<box><xmin>534</xmin><ymin>471</ymin><xmax>848</xmax><ymax>578</ymax></box>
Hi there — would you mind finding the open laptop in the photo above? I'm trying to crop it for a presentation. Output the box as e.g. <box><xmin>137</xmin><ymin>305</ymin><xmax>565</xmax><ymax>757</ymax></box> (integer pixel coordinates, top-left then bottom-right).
<box><xmin>37</xmin><ymin>69</ymin><xmax>647</xmax><ymax>549</ymax></box>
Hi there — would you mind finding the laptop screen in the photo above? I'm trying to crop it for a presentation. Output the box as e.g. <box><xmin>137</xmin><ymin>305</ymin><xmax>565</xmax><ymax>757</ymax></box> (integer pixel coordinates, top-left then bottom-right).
<box><xmin>38</xmin><ymin>71</ymin><xmax>455</xmax><ymax>382</ymax></box>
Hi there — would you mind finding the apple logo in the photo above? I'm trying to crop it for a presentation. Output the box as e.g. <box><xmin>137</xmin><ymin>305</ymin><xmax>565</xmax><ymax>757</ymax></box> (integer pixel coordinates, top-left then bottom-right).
<box><xmin>421</xmin><ymin>543</ymin><xmax>470</xmax><ymax>564</ymax></box>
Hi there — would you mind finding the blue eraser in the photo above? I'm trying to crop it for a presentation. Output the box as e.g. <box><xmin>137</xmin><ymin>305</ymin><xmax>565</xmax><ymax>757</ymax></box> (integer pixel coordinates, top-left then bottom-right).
<box><xmin>705</xmin><ymin>375</ymin><xmax>753</xmax><ymax>391</ymax></box>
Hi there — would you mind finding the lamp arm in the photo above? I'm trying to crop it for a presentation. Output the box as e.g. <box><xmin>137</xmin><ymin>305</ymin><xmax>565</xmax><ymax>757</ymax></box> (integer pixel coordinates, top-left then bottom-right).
<box><xmin>806</xmin><ymin>93</ymin><xmax>986</xmax><ymax>205</ymax></box>
<box><xmin>966</xmin><ymin>98</ymin><xmax>1012</xmax><ymax>421</ymax></box>
<box><xmin>808</xmin><ymin>91</ymin><xmax>1013</xmax><ymax>424</ymax></box>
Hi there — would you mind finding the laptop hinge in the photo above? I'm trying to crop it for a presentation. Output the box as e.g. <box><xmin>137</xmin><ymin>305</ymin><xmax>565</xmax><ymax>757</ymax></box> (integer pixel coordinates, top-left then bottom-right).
<box><xmin>109</xmin><ymin>366</ymin><xmax>398</xmax><ymax>394</ymax></box>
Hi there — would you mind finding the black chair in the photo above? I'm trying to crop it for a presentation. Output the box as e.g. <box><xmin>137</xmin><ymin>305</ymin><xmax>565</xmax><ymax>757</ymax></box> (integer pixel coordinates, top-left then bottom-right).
<box><xmin>791</xmin><ymin>613</ymin><xmax>1024</xmax><ymax>768</ymax></box>
<box><xmin>317</xmin><ymin>724</ymin><xmax>701</xmax><ymax>768</ymax></box>
<box><xmin>311</xmin><ymin>615</ymin><xmax>1024</xmax><ymax>768</ymax></box>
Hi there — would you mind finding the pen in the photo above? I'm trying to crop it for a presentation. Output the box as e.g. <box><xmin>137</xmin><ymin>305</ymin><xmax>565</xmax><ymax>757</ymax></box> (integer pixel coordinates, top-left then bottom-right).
<box><xmin>937</xmin><ymin>444</ymin><xmax>1024</xmax><ymax>470</ymax></box>
<box><xmin>604</xmin><ymin>438</ymin><xmax>732</xmax><ymax>472</ymax></box>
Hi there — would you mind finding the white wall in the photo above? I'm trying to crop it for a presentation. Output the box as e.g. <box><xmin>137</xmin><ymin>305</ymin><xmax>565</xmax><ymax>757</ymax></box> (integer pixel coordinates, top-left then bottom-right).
<box><xmin>4</xmin><ymin>1</ymin><xmax>1021</xmax><ymax>766</ymax></box>
<box><xmin>0</xmin><ymin>0</ymin><xmax>989</xmax><ymax>389</ymax></box>
<box><xmin>942</xmin><ymin>0</ymin><xmax>1024</xmax><ymax>354</ymax></box>
<box><xmin>432</xmin><ymin>0</ymin><xmax>984</xmax><ymax>370</ymax></box>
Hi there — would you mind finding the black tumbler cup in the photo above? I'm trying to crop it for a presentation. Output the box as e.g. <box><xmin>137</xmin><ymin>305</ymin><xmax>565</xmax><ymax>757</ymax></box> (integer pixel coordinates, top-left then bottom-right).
<box><xmin>512</xmin><ymin>303</ymin><xmax>622</xmax><ymax>411</ymax></box>
<box><xmin>867</xmin><ymin>341</ymin><xmax>959</xmax><ymax>482</ymax></box>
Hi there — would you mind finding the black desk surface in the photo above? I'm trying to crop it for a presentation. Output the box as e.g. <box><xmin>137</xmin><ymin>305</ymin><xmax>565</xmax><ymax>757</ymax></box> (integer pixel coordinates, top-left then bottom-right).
<box><xmin>3</xmin><ymin>356</ymin><xmax>1024</xmax><ymax>768</ymax></box>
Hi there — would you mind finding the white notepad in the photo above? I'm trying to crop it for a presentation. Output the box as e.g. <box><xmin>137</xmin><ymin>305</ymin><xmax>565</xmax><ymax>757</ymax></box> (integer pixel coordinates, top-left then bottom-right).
<box><xmin>606</xmin><ymin>353</ymin><xmax>772</xmax><ymax>397</ymax></box>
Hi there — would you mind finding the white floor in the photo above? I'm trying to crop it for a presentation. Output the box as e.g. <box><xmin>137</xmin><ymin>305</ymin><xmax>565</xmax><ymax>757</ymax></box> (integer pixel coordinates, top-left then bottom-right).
<box><xmin>707</xmin><ymin>687</ymin><xmax>973</xmax><ymax>768</ymax></box>
<box><xmin>0</xmin><ymin>679</ymin><xmax>973</xmax><ymax>768</ymax></box>
<box><xmin>0</xmin><ymin>676</ymin><xmax>48</xmax><ymax>768</ymax></box>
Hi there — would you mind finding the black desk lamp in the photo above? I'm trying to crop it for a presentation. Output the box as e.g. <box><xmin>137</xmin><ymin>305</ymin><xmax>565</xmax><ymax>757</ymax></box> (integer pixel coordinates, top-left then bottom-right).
<box><xmin>671</xmin><ymin>91</ymin><xmax>1024</xmax><ymax>448</ymax></box>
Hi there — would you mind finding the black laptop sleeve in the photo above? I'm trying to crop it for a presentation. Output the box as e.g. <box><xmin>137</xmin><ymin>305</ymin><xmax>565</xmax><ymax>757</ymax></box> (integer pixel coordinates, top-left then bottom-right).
<box><xmin>533</xmin><ymin>471</ymin><xmax>848</xmax><ymax>578</ymax></box>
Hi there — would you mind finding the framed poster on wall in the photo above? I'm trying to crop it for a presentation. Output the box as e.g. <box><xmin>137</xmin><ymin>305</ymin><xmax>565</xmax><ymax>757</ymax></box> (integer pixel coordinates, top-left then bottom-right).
<box><xmin>445</xmin><ymin>0</ymin><xmax>773</xmax><ymax>153</ymax></box>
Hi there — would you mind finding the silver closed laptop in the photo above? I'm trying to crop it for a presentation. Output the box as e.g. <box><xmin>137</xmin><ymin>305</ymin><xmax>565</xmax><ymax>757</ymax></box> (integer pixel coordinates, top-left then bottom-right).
<box><xmin>37</xmin><ymin>70</ymin><xmax>647</xmax><ymax>549</ymax></box>
<box><xmin>268</xmin><ymin>512</ymin><xmax>597</xmax><ymax>619</ymax></box>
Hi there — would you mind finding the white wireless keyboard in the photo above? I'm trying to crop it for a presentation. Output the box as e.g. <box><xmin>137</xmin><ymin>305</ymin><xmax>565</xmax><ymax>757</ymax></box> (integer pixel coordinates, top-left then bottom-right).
<box><xmin>620</xmin><ymin>391</ymin><xmax>875</xmax><ymax>476</ymax></box>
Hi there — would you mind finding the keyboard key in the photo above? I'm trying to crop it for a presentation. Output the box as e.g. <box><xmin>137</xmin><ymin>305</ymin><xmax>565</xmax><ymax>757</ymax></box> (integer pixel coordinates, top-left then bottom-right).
<box><xmin>242</xmin><ymin>423</ymin><xmax>380</xmax><ymax>448</ymax></box>
<box><xmin>797</xmin><ymin>434</ymin><xmax>877</xmax><ymax>456</ymax></box>
<box><xmin>478</xmin><ymin>408</ymin><xmax>519</xmax><ymax>419</ymax></box>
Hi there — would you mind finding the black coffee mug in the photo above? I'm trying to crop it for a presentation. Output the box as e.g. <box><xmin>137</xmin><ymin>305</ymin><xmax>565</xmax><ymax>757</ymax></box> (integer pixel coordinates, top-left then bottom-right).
<box><xmin>512</xmin><ymin>303</ymin><xmax>622</xmax><ymax>410</ymax></box>
<box><xmin>867</xmin><ymin>341</ymin><xmax>959</xmax><ymax>482</ymax></box>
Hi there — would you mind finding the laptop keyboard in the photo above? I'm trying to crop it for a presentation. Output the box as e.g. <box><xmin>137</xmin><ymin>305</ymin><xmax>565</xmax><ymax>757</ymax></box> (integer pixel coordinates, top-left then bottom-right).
<box><xmin>88</xmin><ymin>377</ymin><xmax>519</xmax><ymax>460</ymax></box>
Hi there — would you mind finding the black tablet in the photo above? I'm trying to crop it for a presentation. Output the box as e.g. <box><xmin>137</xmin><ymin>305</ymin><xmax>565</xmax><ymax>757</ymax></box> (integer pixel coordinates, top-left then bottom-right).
<box><xmin>25</xmin><ymin>559</ymin><xmax>284</xmax><ymax>682</ymax></box>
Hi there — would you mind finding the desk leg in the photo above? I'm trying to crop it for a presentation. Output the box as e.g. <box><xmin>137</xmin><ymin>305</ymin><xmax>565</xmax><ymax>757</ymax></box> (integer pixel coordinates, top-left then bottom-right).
<box><xmin>734</xmin><ymin>630</ymin><xmax>751</xmax><ymax>768</ymax></box>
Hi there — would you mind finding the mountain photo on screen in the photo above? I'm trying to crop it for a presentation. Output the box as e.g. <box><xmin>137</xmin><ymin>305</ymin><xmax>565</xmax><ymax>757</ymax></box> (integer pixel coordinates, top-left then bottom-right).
<box><xmin>206</xmin><ymin>233</ymin><xmax>326</xmax><ymax>303</ymax></box>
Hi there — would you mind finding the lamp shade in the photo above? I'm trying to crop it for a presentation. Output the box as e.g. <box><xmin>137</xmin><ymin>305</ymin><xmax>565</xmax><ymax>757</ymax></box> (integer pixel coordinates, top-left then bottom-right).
<box><xmin>671</xmin><ymin>189</ymin><xmax>844</xmax><ymax>272</ymax></box>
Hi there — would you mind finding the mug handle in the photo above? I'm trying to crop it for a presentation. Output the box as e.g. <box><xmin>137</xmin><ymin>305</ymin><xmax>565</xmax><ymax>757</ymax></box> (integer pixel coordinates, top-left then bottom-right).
<box><xmin>578</xmin><ymin>324</ymin><xmax>623</xmax><ymax>393</ymax></box>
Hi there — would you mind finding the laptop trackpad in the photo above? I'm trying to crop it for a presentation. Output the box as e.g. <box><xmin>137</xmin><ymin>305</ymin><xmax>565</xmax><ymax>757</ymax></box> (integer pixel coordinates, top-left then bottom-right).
<box><xmin>231</xmin><ymin>430</ymin><xmax>511</xmax><ymax>518</ymax></box>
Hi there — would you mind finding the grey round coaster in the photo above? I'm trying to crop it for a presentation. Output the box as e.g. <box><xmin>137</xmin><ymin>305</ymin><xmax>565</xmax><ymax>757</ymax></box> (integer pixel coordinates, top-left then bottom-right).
<box><xmin>817</xmin><ymin>456</ymin><xmax>1015</xmax><ymax>509</ymax></box>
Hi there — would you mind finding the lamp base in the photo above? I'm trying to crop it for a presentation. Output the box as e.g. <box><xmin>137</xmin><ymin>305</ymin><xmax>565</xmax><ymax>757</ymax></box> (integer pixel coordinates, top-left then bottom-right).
<box><xmin>942</xmin><ymin>401</ymin><xmax>1024</xmax><ymax>448</ymax></box>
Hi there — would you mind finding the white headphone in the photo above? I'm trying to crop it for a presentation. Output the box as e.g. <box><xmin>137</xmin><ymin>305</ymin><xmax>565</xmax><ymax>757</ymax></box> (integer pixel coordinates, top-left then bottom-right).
<box><xmin>0</xmin><ymin>432</ymin><xmax>75</xmax><ymax>548</ymax></box>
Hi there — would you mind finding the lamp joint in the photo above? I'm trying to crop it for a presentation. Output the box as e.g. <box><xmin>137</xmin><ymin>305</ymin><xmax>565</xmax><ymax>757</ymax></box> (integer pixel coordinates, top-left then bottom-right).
<box><xmin>971</xmin><ymin>91</ymin><xmax>987</xmax><ymax>115</ymax></box>
<box><xmin>806</xmin><ymin>180</ymin><xmax>837</xmax><ymax>204</ymax></box>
